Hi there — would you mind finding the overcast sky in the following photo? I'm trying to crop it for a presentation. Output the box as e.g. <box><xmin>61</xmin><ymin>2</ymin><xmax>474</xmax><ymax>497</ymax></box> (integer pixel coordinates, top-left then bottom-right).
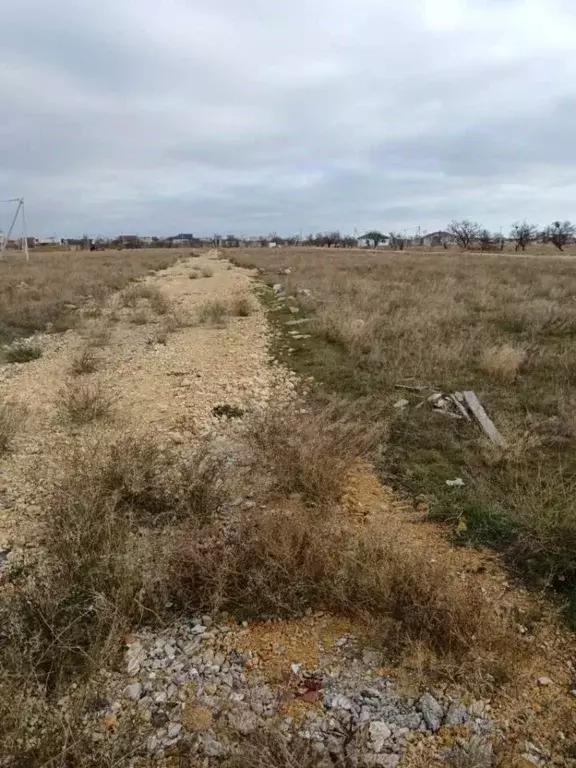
<box><xmin>1</xmin><ymin>0</ymin><xmax>575</xmax><ymax>237</ymax></box>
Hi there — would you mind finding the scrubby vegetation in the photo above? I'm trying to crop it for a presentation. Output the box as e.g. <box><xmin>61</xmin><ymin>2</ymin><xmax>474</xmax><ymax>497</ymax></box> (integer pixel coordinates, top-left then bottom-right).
<box><xmin>232</xmin><ymin>247</ymin><xmax>576</xmax><ymax>614</ymax></box>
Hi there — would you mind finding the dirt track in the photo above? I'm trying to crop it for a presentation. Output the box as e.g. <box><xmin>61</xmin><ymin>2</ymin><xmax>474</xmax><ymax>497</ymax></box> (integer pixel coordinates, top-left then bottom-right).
<box><xmin>0</xmin><ymin>250</ymin><xmax>294</xmax><ymax>549</ymax></box>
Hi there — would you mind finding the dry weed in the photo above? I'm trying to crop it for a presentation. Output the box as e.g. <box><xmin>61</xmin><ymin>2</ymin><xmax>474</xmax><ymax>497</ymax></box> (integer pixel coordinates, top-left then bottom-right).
<box><xmin>223</xmin><ymin>730</ymin><xmax>320</xmax><ymax>768</ymax></box>
<box><xmin>245</xmin><ymin>402</ymin><xmax>381</xmax><ymax>506</ymax></box>
<box><xmin>198</xmin><ymin>298</ymin><xmax>229</xmax><ymax>327</ymax></box>
<box><xmin>70</xmin><ymin>346</ymin><xmax>99</xmax><ymax>376</ymax></box>
<box><xmin>121</xmin><ymin>282</ymin><xmax>167</xmax><ymax>311</ymax></box>
<box><xmin>201</xmin><ymin>266</ymin><xmax>214</xmax><ymax>278</ymax></box>
<box><xmin>0</xmin><ymin>401</ymin><xmax>27</xmax><ymax>453</ymax></box>
<box><xmin>231</xmin><ymin>294</ymin><xmax>254</xmax><ymax>317</ymax></box>
<box><xmin>85</xmin><ymin>321</ymin><xmax>112</xmax><ymax>348</ymax></box>
<box><xmin>170</xmin><ymin>405</ymin><xmax>520</xmax><ymax>681</ymax></box>
<box><xmin>480</xmin><ymin>343</ymin><xmax>526</xmax><ymax>381</ymax></box>
<box><xmin>129</xmin><ymin>308</ymin><xmax>151</xmax><ymax>325</ymax></box>
<box><xmin>171</xmin><ymin>495</ymin><xmax>519</xmax><ymax>678</ymax></box>
<box><xmin>58</xmin><ymin>381</ymin><xmax>115</xmax><ymax>424</ymax></box>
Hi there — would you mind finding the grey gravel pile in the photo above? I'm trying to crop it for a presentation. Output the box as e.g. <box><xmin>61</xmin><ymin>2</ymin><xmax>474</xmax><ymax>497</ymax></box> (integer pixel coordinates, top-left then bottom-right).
<box><xmin>87</xmin><ymin>620</ymin><xmax>495</xmax><ymax>766</ymax></box>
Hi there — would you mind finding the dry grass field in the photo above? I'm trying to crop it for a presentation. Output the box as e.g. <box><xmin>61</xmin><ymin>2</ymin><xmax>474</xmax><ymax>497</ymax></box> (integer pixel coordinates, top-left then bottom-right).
<box><xmin>1</xmin><ymin>247</ymin><xmax>575</xmax><ymax>766</ymax></box>
<box><xmin>0</xmin><ymin>248</ymin><xmax>180</xmax><ymax>344</ymax></box>
<box><xmin>231</xmin><ymin>247</ymin><xmax>576</xmax><ymax>616</ymax></box>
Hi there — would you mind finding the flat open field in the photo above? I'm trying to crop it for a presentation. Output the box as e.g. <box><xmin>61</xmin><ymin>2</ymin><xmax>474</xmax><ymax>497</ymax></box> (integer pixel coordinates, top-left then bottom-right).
<box><xmin>1</xmin><ymin>247</ymin><xmax>575</xmax><ymax>767</ymax></box>
<box><xmin>232</xmin><ymin>247</ymin><xmax>576</xmax><ymax>610</ymax></box>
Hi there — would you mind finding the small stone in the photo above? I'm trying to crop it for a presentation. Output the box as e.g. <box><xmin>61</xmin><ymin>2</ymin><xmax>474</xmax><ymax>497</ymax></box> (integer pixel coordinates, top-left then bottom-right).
<box><xmin>369</xmin><ymin>721</ymin><xmax>392</xmax><ymax>752</ymax></box>
<box><xmin>154</xmin><ymin>691</ymin><xmax>167</xmax><ymax>704</ymax></box>
<box><xmin>289</xmin><ymin>306</ymin><xmax>300</xmax><ymax>314</ymax></box>
<box><xmin>167</xmin><ymin>722</ymin><xmax>182</xmax><ymax>739</ymax></box>
<box><xmin>202</xmin><ymin>615</ymin><xmax>213</xmax><ymax>627</ymax></box>
<box><xmin>228</xmin><ymin>707</ymin><xmax>261</xmax><ymax>735</ymax></box>
<box><xmin>393</xmin><ymin>399</ymin><xmax>409</xmax><ymax>409</ymax></box>
<box><xmin>445</xmin><ymin>702</ymin><xmax>468</xmax><ymax>726</ymax></box>
<box><xmin>537</xmin><ymin>676</ymin><xmax>553</xmax><ymax>687</ymax></box>
<box><xmin>201</xmin><ymin>734</ymin><xmax>225</xmax><ymax>757</ymax></box>
<box><xmin>183</xmin><ymin>641</ymin><xmax>199</xmax><ymax>656</ymax></box>
<box><xmin>204</xmin><ymin>683</ymin><xmax>217</xmax><ymax>696</ymax></box>
<box><xmin>126</xmin><ymin>643</ymin><xmax>146</xmax><ymax>675</ymax></box>
<box><xmin>362</xmin><ymin>649</ymin><xmax>382</xmax><ymax>667</ymax></box>
<box><xmin>123</xmin><ymin>683</ymin><xmax>142</xmax><ymax>701</ymax></box>
<box><xmin>468</xmin><ymin>700</ymin><xmax>486</xmax><ymax>718</ymax></box>
<box><xmin>164</xmin><ymin>644</ymin><xmax>176</xmax><ymax>659</ymax></box>
<box><xmin>418</xmin><ymin>693</ymin><xmax>444</xmax><ymax>732</ymax></box>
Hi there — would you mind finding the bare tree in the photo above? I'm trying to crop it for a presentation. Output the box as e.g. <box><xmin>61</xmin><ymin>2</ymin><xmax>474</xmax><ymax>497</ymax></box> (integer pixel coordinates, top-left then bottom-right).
<box><xmin>361</xmin><ymin>230</ymin><xmax>386</xmax><ymax>248</ymax></box>
<box><xmin>389</xmin><ymin>232</ymin><xmax>405</xmax><ymax>251</ymax></box>
<box><xmin>478</xmin><ymin>229</ymin><xmax>496</xmax><ymax>252</ymax></box>
<box><xmin>448</xmin><ymin>220</ymin><xmax>481</xmax><ymax>250</ymax></box>
<box><xmin>324</xmin><ymin>231</ymin><xmax>342</xmax><ymax>248</ymax></box>
<box><xmin>543</xmin><ymin>220</ymin><xmax>575</xmax><ymax>252</ymax></box>
<box><xmin>510</xmin><ymin>221</ymin><xmax>537</xmax><ymax>252</ymax></box>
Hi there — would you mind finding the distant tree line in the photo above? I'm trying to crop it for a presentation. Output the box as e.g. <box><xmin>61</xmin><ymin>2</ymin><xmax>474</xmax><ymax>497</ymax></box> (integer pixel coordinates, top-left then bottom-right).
<box><xmin>447</xmin><ymin>220</ymin><xmax>576</xmax><ymax>252</ymax></box>
<box><xmin>76</xmin><ymin>221</ymin><xmax>576</xmax><ymax>252</ymax></box>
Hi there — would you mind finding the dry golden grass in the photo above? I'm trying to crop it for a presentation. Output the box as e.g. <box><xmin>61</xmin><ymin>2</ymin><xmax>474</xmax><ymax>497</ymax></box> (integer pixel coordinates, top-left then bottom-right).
<box><xmin>0</xmin><ymin>249</ymin><xmax>179</xmax><ymax>343</ymax></box>
<box><xmin>480</xmin><ymin>343</ymin><xmax>526</xmax><ymax>381</ymax></box>
<box><xmin>231</xmin><ymin>247</ymin><xmax>576</xmax><ymax>606</ymax></box>
<box><xmin>201</xmin><ymin>265</ymin><xmax>214</xmax><ymax>278</ymax></box>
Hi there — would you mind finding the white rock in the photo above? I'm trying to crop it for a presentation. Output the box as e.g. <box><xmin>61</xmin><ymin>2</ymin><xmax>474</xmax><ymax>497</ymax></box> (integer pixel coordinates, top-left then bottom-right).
<box><xmin>446</xmin><ymin>477</ymin><xmax>465</xmax><ymax>487</ymax></box>
<box><xmin>393</xmin><ymin>399</ymin><xmax>409</xmax><ymax>409</ymax></box>
<box><xmin>369</xmin><ymin>721</ymin><xmax>392</xmax><ymax>752</ymax></box>
<box><xmin>123</xmin><ymin>683</ymin><xmax>142</xmax><ymax>701</ymax></box>
<box><xmin>537</xmin><ymin>676</ymin><xmax>553</xmax><ymax>686</ymax></box>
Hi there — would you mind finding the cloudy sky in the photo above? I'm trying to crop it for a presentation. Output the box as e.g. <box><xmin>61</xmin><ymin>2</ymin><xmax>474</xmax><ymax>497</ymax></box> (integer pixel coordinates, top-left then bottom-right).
<box><xmin>1</xmin><ymin>0</ymin><xmax>575</xmax><ymax>237</ymax></box>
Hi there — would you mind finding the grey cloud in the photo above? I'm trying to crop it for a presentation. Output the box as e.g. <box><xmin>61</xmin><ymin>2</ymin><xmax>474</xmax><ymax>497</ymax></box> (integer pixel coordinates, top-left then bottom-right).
<box><xmin>1</xmin><ymin>0</ymin><xmax>576</xmax><ymax>236</ymax></box>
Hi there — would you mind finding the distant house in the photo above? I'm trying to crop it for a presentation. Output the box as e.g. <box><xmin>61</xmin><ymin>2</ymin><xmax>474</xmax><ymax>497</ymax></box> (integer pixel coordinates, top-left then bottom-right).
<box><xmin>168</xmin><ymin>233</ymin><xmax>194</xmax><ymax>246</ymax></box>
<box><xmin>118</xmin><ymin>235</ymin><xmax>141</xmax><ymax>247</ymax></box>
<box><xmin>419</xmin><ymin>231</ymin><xmax>455</xmax><ymax>247</ymax></box>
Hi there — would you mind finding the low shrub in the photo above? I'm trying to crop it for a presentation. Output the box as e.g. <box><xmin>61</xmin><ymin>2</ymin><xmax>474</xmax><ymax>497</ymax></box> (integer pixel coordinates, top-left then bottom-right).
<box><xmin>58</xmin><ymin>381</ymin><xmax>115</xmax><ymax>424</ymax></box>
<box><xmin>4</xmin><ymin>342</ymin><xmax>42</xmax><ymax>363</ymax></box>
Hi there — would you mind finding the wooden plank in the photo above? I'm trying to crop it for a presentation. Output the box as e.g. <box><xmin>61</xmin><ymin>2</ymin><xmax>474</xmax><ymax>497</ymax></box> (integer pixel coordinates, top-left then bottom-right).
<box><xmin>462</xmin><ymin>391</ymin><xmax>506</xmax><ymax>447</ymax></box>
<box><xmin>450</xmin><ymin>393</ymin><xmax>471</xmax><ymax>421</ymax></box>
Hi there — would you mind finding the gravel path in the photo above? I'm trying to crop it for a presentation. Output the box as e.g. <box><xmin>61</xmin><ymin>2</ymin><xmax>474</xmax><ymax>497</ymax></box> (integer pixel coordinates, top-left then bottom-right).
<box><xmin>0</xmin><ymin>250</ymin><xmax>295</xmax><ymax>550</ymax></box>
